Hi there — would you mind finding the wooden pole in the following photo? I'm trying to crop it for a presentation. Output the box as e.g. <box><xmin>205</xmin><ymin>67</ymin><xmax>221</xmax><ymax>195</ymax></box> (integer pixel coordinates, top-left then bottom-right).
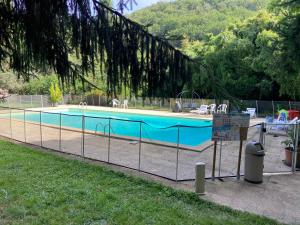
<box><xmin>212</xmin><ymin>141</ymin><xmax>217</xmax><ymax>180</ymax></box>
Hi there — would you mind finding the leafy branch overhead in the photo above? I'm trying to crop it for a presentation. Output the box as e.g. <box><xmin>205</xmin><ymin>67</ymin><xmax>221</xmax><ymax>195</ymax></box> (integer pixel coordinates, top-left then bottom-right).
<box><xmin>0</xmin><ymin>0</ymin><xmax>191</xmax><ymax>98</ymax></box>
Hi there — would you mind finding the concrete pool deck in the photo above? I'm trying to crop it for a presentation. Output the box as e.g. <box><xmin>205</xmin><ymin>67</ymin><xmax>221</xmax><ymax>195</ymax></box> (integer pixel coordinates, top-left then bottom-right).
<box><xmin>31</xmin><ymin>104</ymin><xmax>266</xmax><ymax>124</ymax></box>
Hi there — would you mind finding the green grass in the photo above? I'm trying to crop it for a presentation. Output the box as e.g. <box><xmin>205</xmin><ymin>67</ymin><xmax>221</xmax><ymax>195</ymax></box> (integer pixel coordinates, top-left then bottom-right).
<box><xmin>0</xmin><ymin>140</ymin><xmax>282</xmax><ymax>225</ymax></box>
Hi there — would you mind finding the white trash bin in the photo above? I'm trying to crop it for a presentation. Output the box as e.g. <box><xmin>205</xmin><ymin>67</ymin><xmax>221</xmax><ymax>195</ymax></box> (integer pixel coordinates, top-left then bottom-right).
<box><xmin>244</xmin><ymin>141</ymin><xmax>265</xmax><ymax>184</ymax></box>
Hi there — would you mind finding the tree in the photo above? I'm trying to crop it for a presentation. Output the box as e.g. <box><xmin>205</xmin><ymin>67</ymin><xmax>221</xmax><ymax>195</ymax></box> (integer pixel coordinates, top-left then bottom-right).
<box><xmin>49</xmin><ymin>82</ymin><xmax>63</xmax><ymax>105</ymax></box>
<box><xmin>0</xmin><ymin>0</ymin><xmax>191</xmax><ymax>99</ymax></box>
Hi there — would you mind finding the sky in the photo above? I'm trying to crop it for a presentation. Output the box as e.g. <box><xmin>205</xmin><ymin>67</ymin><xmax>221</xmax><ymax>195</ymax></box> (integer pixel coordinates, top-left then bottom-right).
<box><xmin>113</xmin><ymin>0</ymin><xmax>172</xmax><ymax>13</ymax></box>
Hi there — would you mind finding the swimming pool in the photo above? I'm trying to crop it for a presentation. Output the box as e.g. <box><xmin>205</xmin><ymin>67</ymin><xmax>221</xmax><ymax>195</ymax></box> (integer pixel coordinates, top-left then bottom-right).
<box><xmin>11</xmin><ymin>108</ymin><xmax>212</xmax><ymax>147</ymax></box>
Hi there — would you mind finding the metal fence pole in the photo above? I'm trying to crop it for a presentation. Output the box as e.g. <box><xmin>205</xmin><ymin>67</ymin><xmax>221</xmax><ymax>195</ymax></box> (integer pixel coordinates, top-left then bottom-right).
<box><xmin>30</xmin><ymin>95</ymin><xmax>33</xmax><ymax>107</ymax></box>
<box><xmin>41</xmin><ymin>95</ymin><xmax>43</xmax><ymax>108</ymax></box>
<box><xmin>272</xmin><ymin>100</ymin><xmax>275</xmax><ymax>118</ymax></box>
<box><xmin>259</xmin><ymin>123</ymin><xmax>265</xmax><ymax>146</ymax></box>
<box><xmin>40</xmin><ymin>111</ymin><xmax>43</xmax><ymax>147</ymax></box>
<box><xmin>108</xmin><ymin>118</ymin><xmax>111</xmax><ymax>163</ymax></box>
<box><xmin>292</xmin><ymin>122</ymin><xmax>299</xmax><ymax>173</ymax></box>
<box><xmin>218</xmin><ymin>140</ymin><xmax>223</xmax><ymax>177</ymax></box>
<box><xmin>82</xmin><ymin>115</ymin><xmax>85</xmax><ymax>157</ymax></box>
<box><xmin>256</xmin><ymin>100</ymin><xmax>259</xmax><ymax>117</ymax></box>
<box><xmin>24</xmin><ymin>109</ymin><xmax>26</xmax><ymax>143</ymax></box>
<box><xmin>176</xmin><ymin>126</ymin><xmax>180</xmax><ymax>181</ymax></box>
<box><xmin>289</xmin><ymin>101</ymin><xmax>292</xmax><ymax>110</ymax></box>
<box><xmin>59</xmin><ymin>113</ymin><xmax>62</xmax><ymax>151</ymax></box>
<box><xmin>138</xmin><ymin>122</ymin><xmax>142</xmax><ymax>171</ymax></box>
<box><xmin>9</xmin><ymin>108</ymin><xmax>12</xmax><ymax>139</ymax></box>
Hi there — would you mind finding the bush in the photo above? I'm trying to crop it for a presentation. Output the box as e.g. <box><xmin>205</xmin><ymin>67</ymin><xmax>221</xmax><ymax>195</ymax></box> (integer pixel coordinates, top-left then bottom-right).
<box><xmin>49</xmin><ymin>82</ymin><xmax>62</xmax><ymax>105</ymax></box>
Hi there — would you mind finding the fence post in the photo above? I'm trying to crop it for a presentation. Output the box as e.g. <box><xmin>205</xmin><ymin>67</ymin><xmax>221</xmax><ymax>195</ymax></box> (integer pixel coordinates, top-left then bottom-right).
<box><xmin>40</xmin><ymin>111</ymin><xmax>42</xmax><ymax>147</ymax></box>
<box><xmin>259</xmin><ymin>123</ymin><xmax>265</xmax><ymax>146</ymax></box>
<box><xmin>292</xmin><ymin>122</ymin><xmax>299</xmax><ymax>173</ymax></box>
<box><xmin>289</xmin><ymin>101</ymin><xmax>292</xmax><ymax>110</ymax></box>
<box><xmin>256</xmin><ymin>100</ymin><xmax>259</xmax><ymax>117</ymax></box>
<box><xmin>218</xmin><ymin>140</ymin><xmax>223</xmax><ymax>177</ymax></box>
<box><xmin>176</xmin><ymin>126</ymin><xmax>180</xmax><ymax>181</ymax></box>
<box><xmin>99</xmin><ymin>95</ymin><xmax>101</xmax><ymax>106</ymax></box>
<box><xmin>108</xmin><ymin>118</ymin><xmax>111</xmax><ymax>163</ymax></box>
<box><xmin>19</xmin><ymin>95</ymin><xmax>22</xmax><ymax>108</ymax></box>
<box><xmin>82</xmin><ymin>115</ymin><xmax>85</xmax><ymax>157</ymax></box>
<box><xmin>9</xmin><ymin>108</ymin><xmax>12</xmax><ymax>140</ymax></box>
<box><xmin>272</xmin><ymin>100</ymin><xmax>275</xmax><ymax>118</ymax></box>
<box><xmin>41</xmin><ymin>95</ymin><xmax>43</xmax><ymax>108</ymax></box>
<box><xmin>24</xmin><ymin>110</ymin><xmax>26</xmax><ymax>143</ymax></box>
<box><xmin>59</xmin><ymin>113</ymin><xmax>62</xmax><ymax>151</ymax></box>
<box><xmin>30</xmin><ymin>95</ymin><xmax>33</xmax><ymax>107</ymax></box>
<box><xmin>138</xmin><ymin>122</ymin><xmax>142</xmax><ymax>171</ymax></box>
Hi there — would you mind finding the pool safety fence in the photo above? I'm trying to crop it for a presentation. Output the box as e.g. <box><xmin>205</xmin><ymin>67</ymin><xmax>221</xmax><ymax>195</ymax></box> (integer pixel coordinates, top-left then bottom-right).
<box><xmin>0</xmin><ymin>106</ymin><xmax>299</xmax><ymax>181</ymax></box>
<box><xmin>2</xmin><ymin>95</ymin><xmax>300</xmax><ymax>118</ymax></box>
<box><xmin>0</xmin><ymin>106</ymin><xmax>214</xmax><ymax>181</ymax></box>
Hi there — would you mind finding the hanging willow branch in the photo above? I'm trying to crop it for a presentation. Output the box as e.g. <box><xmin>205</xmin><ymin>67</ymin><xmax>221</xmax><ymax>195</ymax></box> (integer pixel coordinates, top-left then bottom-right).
<box><xmin>0</xmin><ymin>0</ymin><xmax>191</xmax><ymax>98</ymax></box>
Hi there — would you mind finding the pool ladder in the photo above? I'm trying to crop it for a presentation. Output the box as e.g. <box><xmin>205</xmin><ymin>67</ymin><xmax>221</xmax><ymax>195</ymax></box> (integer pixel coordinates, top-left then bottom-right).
<box><xmin>79</xmin><ymin>102</ymin><xmax>88</xmax><ymax>109</ymax></box>
<box><xmin>95</xmin><ymin>122</ymin><xmax>114</xmax><ymax>136</ymax></box>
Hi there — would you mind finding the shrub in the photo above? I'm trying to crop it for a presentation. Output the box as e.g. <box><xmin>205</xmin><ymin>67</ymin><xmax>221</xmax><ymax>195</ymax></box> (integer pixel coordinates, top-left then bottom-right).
<box><xmin>49</xmin><ymin>82</ymin><xmax>62</xmax><ymax>105</ymax></box>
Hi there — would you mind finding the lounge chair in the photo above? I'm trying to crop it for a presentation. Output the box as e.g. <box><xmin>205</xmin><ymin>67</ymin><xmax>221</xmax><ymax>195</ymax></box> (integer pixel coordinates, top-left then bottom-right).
<box><xmin>190</xmin><ymin>105</ymin><xmax>209</xmax><ymax>114</ymax></box>
<box><xmin>267</xmin><ymin>112</ymin><xmax>289</xmax><ymax>133</ymax></box>
<box><xmin>208</xmin><ymin>104</ymin><xmax>216</xmax><ymax>114</ymax></box>
<box><xmin>217</xmin><ymin>104</ymin><xmax>227</xmax><ymax>114</ymax></box>
<box><xmin>112</xmin><ymin>99</ymin><xmax>120</xmax><ymax>107</ymax></box>
<box><xmin>243</xmin><ymin>108</ymin><xmax>256</xmax><ymax>118</ymax></box>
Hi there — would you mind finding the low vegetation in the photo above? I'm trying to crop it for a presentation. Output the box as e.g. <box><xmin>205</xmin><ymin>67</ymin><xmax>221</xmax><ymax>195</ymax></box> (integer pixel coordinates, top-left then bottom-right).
<box><xmin>0</xmin><ymin>140</ymin><xmax>282</xmax><ymax>225</ymax></box>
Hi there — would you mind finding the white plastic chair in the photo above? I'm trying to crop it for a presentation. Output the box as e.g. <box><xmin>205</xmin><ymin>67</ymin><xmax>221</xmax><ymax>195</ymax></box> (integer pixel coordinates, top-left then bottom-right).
<box><xmin>190</xmin><ymin>105</ymin><xmax>209</xmax><ymax>114</ymax></box>
<box><xmin>217</xmin><ymin>104</ymin><xmax>227</xmax><ymax>114</ymax></box>
<box><xmin>208</xmin><ymin>104</ymin><xmax>216</xmax><ymax>114</ymax></box>
<box><xmin>112</xmin><ymin>99</ymin><xmax>120</xmax><ymax>107</ymax></box>
<box><xmin>121</xmin><ymin>99</ymin><xmax>128</xmax><ymax>109</ymax></box>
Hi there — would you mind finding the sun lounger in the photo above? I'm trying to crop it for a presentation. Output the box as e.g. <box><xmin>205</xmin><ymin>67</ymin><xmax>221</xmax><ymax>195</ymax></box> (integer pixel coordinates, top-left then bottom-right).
<box><xmin>190</xmin><ymin>105</ymin><xmax>209</xmax><ymax>114</ymax></box>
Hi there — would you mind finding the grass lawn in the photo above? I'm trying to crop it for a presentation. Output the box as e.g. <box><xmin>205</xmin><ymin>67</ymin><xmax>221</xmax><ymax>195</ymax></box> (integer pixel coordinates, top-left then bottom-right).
<box><xmin>0</xmin><ymin>140</ymin><xmax>282</xmax><ymax>225</ymax></box>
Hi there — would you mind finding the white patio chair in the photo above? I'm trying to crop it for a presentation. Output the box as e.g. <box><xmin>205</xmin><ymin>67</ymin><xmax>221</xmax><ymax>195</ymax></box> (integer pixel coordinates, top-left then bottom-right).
<box><xmin>208</xmin><ymin>104</ymin><xmax>216</xmax><ymax>114</ymax></box>
<box><xmin>190</xmin><ymin>105</ymin><xmax>209</xmax><ymax>114</ymax></box>
<box><xmin>121</xmin><ymin>99</ymin><xmax>128</xmax><ymax>109</ymax></box>
<box><xmin>112</xmin><ymin>99</ymin><xmax>120</xmax><ymax>107</ymax></box>
<box><xmin>217</xmin><ymin>104</ymin><xmax>227</xmax><ymax>114</ymax></box>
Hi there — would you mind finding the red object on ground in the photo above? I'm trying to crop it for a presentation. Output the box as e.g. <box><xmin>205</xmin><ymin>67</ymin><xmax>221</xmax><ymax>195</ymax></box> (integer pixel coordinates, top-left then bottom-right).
<box><xmin>288</xmin><ymin>110</ymin><xmax>299</xmax><ymax>120</ymax></box>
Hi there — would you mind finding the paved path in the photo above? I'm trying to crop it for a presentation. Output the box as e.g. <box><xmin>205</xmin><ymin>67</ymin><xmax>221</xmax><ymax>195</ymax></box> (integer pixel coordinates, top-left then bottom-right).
<box><xmin>201</xmin><ymin>174</ymin><xmax>300</xmax><ymax>224</ymax></box>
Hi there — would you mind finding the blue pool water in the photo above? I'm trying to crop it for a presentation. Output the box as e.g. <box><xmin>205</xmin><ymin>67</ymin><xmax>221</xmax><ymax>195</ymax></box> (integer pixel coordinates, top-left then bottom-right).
<box><xmin>11</xmin><ymin>109</ymin><xmax>212</xmax><ymax>147</ymax></box>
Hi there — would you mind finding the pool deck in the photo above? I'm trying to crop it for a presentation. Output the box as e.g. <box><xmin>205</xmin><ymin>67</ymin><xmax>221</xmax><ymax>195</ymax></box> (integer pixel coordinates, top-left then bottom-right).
<box><xmin>32</xmin><ymin>105</ymin><xmax>265</xmax><ymax>125</ymax></box>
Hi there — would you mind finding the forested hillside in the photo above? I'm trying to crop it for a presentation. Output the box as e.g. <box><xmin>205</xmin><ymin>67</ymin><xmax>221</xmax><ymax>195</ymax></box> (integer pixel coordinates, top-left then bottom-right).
<box><xmin>130</xmin><ymin>0</ymin><xmax>268</xmax><ymax>46</ymax></box>
<box><xmin>130</xmin><ymin>0</ymin><xmax>300</xmax><ymax>101</ymax></box>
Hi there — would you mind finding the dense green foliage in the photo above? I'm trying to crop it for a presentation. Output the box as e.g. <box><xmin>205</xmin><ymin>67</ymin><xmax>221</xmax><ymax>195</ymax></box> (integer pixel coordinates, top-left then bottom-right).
<box><xmin>131</xmin><ymin>0</ymin><xmax>300</xmax><ymax>100</ymax></box>
<box><xmin>49</xmin><ymin>81</ymin><xmax>63</xmax><ymax>104</ymax></box>
<box><xmin>130</xmin><ymin>0</ymin><xmax>268</xmax><ymax>47</ymax></box>
<box><xmin>0</xmin><ymin>140</ymin><xmax>282</xmax><ymax>225</ymax></box>
<box><xmin>0</xmin><ymin>0</ymin><xmax>190</xmax><ymax>99</ymax></box>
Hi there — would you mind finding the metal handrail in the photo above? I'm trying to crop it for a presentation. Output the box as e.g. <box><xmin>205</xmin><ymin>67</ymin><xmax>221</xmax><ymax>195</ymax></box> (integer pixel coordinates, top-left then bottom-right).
<box><xmin>95</xmin><ymin>121</ymin><xmax>115</xmax><ymax>135</ymax></box>
<box><xmin>79</xmin><ymin>102</ymin><xmax>88</xmax><ymax>109</ymax></box>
